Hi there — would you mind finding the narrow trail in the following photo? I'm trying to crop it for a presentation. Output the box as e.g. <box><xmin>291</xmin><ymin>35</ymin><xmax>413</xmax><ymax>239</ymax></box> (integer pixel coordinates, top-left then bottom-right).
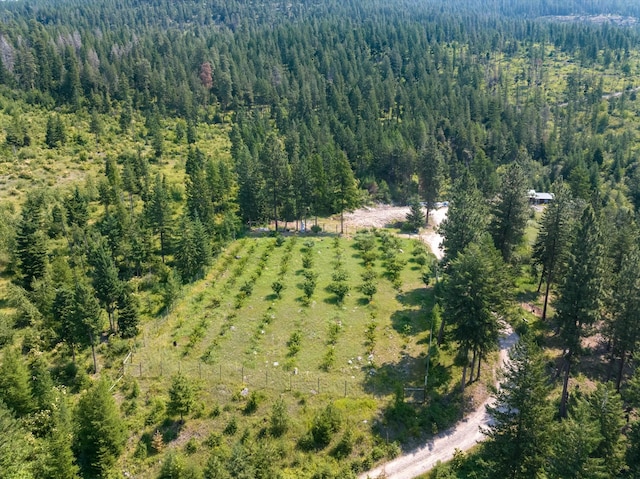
<box><xmin>347</xmin><ymin>205</ymin><xmax>519</xmax><ymax>479</ymax></box>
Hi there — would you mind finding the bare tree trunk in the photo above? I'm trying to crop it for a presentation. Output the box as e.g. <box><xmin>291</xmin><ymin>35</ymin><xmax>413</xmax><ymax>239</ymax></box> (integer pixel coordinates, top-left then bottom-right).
<box><xmin>89</xmin><ymin>331</ymin><xmax>98</xmax><ymax>374</ymax></box>
<box><xmin>160</xmin><ymin>229</ymin><xmax>165</xmax><ymax>264</ymax></box>
<box><xmin>461</xmin><ymin>362</ymin><xmax>467</xmax><ymax>393</ymax></box>
<box><xmin>437</xmin><ymin>316</ymin><xmax>446</xmax><ymax>345</ymax></box>
<box><xmin>559</xmin><ymin>358</ymin><xmax>571</xmax><ymax>418</ymax></box>
<box><xmin>470</xmin><ymin>349</ymin><xmax>477</xmax><ymax>383</ymax></box>
<box><xmin>616</xmin><ymin>351</ymin><xmax>626</xmax><ymax>392</ymax></box>
<box><xmin>273</xmin><ymin>189</ymin><xmax>278</xmax><ymax>232</ymax></box>
<box><xmin>476</xmin><ymin>353</ymin><xmax>482</xmax><ymax>381</ymax></box>
<box><xmin>425</xmin><ymin>204</ymin><xmax>431</xmax><ymax>227</ymax></box>
<box><xmin>537</xmin><ymin>266</ymin><xmax>546</xmax><ymax>293</ymax></box>
<box><xmin>542</xmin><ymin>268</ymin><xmax>553</xmax><ymax>321</ymax></box>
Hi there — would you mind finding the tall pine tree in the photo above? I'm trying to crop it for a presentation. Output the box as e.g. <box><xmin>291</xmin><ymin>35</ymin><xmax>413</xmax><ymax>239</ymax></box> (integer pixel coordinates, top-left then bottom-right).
<box><xmin>74</xmin><ymin>380</ymin><xmax>126</xmax><ymax>478</ymax></box>
<box><xmin>554</xmin><ymin>206</ymin><xmax>604</xmax><ymax>418</ymax></box>
<box><xmin>484</xmin><ymin>334</ymin><xmax>553</xmax><ymax>479</ymax></box>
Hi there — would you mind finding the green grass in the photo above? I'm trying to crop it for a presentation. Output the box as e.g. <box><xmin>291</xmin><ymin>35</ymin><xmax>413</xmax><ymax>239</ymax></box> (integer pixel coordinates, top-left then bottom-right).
<box><xmin>113</xmin><ymin>233</ymin><xmax>469</xmax><ymax>477</ymax></box>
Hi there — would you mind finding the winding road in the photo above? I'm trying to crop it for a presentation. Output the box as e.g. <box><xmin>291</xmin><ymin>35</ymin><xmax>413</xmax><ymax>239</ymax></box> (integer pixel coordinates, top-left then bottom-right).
<box><xmin>350</xmin><ymin>205</ymin><xmax>519</xmax><ymax>479</ymax></box>
<box><xmin>358</xmin><ymin>329</ymin><xmax>518</xmax><ymax>479</ymax></box>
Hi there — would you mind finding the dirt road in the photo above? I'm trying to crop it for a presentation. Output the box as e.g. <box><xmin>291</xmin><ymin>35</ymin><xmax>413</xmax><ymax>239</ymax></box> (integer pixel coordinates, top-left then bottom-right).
<box><xmin>358</xmin><ymin>328</ymin><xmax>518</xmax><ymax>479</ymax></box>
<box><xmin>343</xmin><ymin>205</ymin><xmax>448</xmax><ymax>260</ymax></box>
<box><xmin>351</xmin><ymin>205</ymin><xmax>518</xmax><ymax>479</ymax></box>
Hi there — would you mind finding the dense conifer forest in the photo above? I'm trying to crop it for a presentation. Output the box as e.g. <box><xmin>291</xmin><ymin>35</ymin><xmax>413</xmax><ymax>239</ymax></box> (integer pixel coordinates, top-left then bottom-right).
<box><xmin>1</xmin><ymin>0</ymin><xmax>640</xmax><ymax>477</ymax></box>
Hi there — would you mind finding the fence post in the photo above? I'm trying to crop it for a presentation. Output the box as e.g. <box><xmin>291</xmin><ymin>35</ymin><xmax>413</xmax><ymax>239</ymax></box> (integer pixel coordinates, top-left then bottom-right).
<box><xmin>344</xmin><ymin>380</ymin><xmax>347</xmax><ymax>397</ymax></box>
<box><xmin>241</xmin><ymin>365</ymin><xmax>244</xmax><ymax>383</ymax></box>
<box><xmin>199</xmin><ymin>362</ymin><xmax>202</xmax><ymax>380</ymax></box>
<box><xmin>219</xmin><ymin>365</ymin><xmax>222</xmax><ymax>382</ymax></box>
<box><xmin>265</xmin><ymin>370</ymin><xmax>268</xmax><ymax>388</ymax></box>
<box><xmin>317</xmin><ymin>377</ymin><xmax>320</xmax><ymax>393</ymax></box>
<box><xmin>139</xmin><ymin>363</ymin><xmax>142</xmax><ymax>377</ymax></box>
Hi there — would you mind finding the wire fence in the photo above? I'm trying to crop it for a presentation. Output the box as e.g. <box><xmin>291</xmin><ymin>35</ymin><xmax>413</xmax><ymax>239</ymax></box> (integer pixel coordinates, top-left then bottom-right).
<box><xmin>120</xmin><ymin>353</ymin><xmax>369</xmax><ymax>398</ymax></box>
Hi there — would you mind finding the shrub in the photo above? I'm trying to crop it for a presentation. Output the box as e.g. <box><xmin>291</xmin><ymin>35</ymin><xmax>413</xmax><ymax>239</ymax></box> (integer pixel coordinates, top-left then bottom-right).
<box><xmin>270</xmin><ymin>398</ymin><xmax>289</xmax><ymax>437</ymax></box>
<box><xmin>360</xmin><ymin>281</ymin><xmax>377</xmax><ymax>301</ymax></box>
<box><xmin>287</xmin><ymin>330</ymin><xmax>302</xmax><ymax>356</ymax></box>
<box><xmin>302</xmin><ymin>277</ymin><xmax>317</xmax><ymax>301</ymax></box>
<box><xmin>302</xmin><ymin>254</ymin><xmax>314</xmax><ymax>269</ymax></box>
<box><xmin>321</xmin><ymin>346</ymin><xmax>336</xmax><ymax>371</ymax></box>
<box><xmin>328</xmin><ymin>281</ymin><xmax>350</xmax><ymax>303</ymax></box>
<box><xmin>331</xmin><ymin>269</ymin><xmax>348</xmax><ymax>282</ymax></box>
<box><xmin>271</xmin><ymin>280</ymin><xmax>284</xmax><ymax>298</ymax></box>
<box><xmin>243</xmin><ymin>391</ymin><xmax>262</xmax><ymax>415</ymax></box>
<box><xmin>223</xmin><ymin>416</ymin><xmax>238</xmax><ymax>435</ymax></box>
<box><xmin>184</xmin><ymin>437</ymin><xmax>198</xmax><ymax>455</ymax></box>
<box><xmin>311</xmin><ymin>403</ymin><xmax>342</xmax><ymax>448</ymax></box>
<box><xmin>331</xmin><ymin>428</ymin><xmax>355</xmax><ymax>459</ymax></box>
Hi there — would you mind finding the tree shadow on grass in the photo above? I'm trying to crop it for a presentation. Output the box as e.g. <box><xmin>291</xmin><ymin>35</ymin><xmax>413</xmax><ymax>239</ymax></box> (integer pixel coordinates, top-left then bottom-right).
<box><xmin>390</xmin><ymin>308</ymin><xmax>429</xmax><ymax>336</ymax></box>
<box><xmin>362</xmin><ymin>352</ymin><xmax>459</xmax><ymax>447</ymax></box>
<box><xmin>395</xmin><ymin>287</ymin><xmax>432</xmax><ymax>308</ymax></box>
<box><xmin>355</xmin><ymin>296</ymin><xmax>371</xmax><ymax>306</ymax></box>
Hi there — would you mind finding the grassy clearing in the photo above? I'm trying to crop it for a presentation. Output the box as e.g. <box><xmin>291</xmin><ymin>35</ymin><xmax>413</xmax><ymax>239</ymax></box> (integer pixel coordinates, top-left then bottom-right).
<box><xmin>112</xmin><ymin>232</ymin><xmax>472</xmax><ymax>476</ymax></box>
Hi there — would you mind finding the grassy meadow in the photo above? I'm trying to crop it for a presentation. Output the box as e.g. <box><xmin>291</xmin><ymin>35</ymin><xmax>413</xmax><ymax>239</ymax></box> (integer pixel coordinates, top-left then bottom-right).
<box><xmin>112</xmin><ymin>231</ymin><xmax>475</xmax><ymax>477</ymax></box>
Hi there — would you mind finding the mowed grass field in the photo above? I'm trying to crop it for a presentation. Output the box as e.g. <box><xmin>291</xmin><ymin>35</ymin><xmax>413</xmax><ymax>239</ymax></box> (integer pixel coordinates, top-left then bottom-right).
<box><xmin>118</xmin><ymin>232</ymin><xmax>466</xmax><ymax>476</ymax></box>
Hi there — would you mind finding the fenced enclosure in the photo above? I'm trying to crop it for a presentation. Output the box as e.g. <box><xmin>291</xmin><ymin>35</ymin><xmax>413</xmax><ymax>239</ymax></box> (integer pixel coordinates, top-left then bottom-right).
<box><xmin>120</xmin><ymin>352</ymin><xmax>363</xmax><ymax>399</ymax></box>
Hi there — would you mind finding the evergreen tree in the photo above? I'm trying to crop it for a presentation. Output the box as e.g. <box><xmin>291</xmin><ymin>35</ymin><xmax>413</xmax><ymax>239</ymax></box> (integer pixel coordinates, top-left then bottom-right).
<box><xmin>438</xmin><ymin>172</ymin><xmax>489</xmax><ymax>265</ymax></box>
<box><xmin>626</xmin><ymin>420</ymin><xmax>640</xmax><ymax>478</ymax></box>
<box><xmin>175</xmin><ymin>215</ymin><xmax>211</xmax><ymax>282</ymax></box>
<box><xmin>204</xmin><ymin>451</ymin><xmax>231</xmax><ymax>479</ymax></box>
<box><xmin>417</xmin><ymin>138</ymin><xmax>445</xmax><ymax>226</ymax></box>
<box><xmin>443</xmin><ymin>235</ymin><xmax>510</xmax><ymax>390</ymax></box>
<box><xmin>15</xmin><ymin>192</ymin><xmax>48</xmax><ymax>290</ymax></box>
<box><xmin>269</xmin><ymin>398</ymin><xmax>289</xmax><ymax>437</ymax></box>
<box><xmin>0</xmin><ymin>348</ymin><xmax>34</xmax><ymax>417</ymax></box>
<box><xmin>116</xmin><ymin>287</ymin><xmax>140</xmax><ymax>339</ymax></box>
<box><xmin>331</xmin><ymin>150</ymin><xmax>359</xmax><ymax>234</ymax></box>
<box><xmin>38</xmin><ymin>393</ymin><xmax>80</xmax><ymax>479</ymax></box>
<box><xmin>45</xmin><ymin>114</ymin><xmax>66</xmax><ymax>148</ymax></box>
<box><xmin>586</xmin><ymin>383</ymin><xmax>624</xmax><ymax>477</ymax></box>
<box><xmin>606</xmin><ymin>244</ymin><xmax>640</xmax><ymax>390</ymax></box>
<box><xmin>234</xmin><ymin>140</ymin><xmax>265</xmax><ymax>225</ymax></box>
<box><xmin>405</xmin><ymin>197</ymin><xmax>425</xmax><ymax>232</ymax></box>
<box><xmin>555</xmin><ymin>206</ymin><xmax>605</xmax><ymax>418</ymax></box>
<box><xmin>0</xmin><ymin>400</ymin><xmax>33</xmax><ymax>479</ymax></box>
<box><xmin>167</xmin><ymin>373</ymin><xmax>195</xmax><ymax>422</ymax></box>
<box><xmin>29</xmin><ymin>355</ymin><xmax>55</xmax><ymax>412</ymax></box>
<box><xmin>89</xmin><ymin>239</ymin><xmax>122</xmax><ymax>333</ymax></box>
<box><xmin>146</xmin><ymin>174</ymin><xmax>171</xmax><ymax>263</ymax></box>
<box><xmin>490</xmin><ymin>162</ymin><xmax>529</xmax><ymax>262</ymax></box>
<box><xmin>260</xmin><ymin>132</ymin><xmax>290</xmax><ymax>231</ymax></box>
<box><xmin>309</xmin><ymin>153</ymin><xmax>330</xmax><ymax>224</ymax></box>
<box><xmin>73</xmin><ymin>278</ymin><xmax>104</xmax><ymax>374</ymax></box>
<box><xmin>484</xmin><ymin>334</ymin><xmax>553</xmax><ymax>479</ymax></box>
<box><xmin>159</xmin><ymin>451</ymin><xmax>202</xmax><ymax>479</ymax></box>
<box><xmin>74</xmin><ymin>380</ymin><xmax>127</xmax><ymax>478</ymax></box>
<box><xmin>546</xmin><ymin>399</ymin><xmax>607</xmax><ymax>479</ymax></box>
<box><xmin>53</xmin><ymin>285</ymin><xmax>81</xmax><ymax>362</ymax></box>
<box><xmin>64</xmin><ymin>186</ymin><xmax>88</xmax><ymax>229</ymax></box>
<box><xmin>532</xmin><ymin>180</ymin><xmax>575</xmax><ymax>320</ymax></box>
<box><xmin>186</xmin><ymin>156</ymin><xmax>214</xmax><ymax>229</ymax></box>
